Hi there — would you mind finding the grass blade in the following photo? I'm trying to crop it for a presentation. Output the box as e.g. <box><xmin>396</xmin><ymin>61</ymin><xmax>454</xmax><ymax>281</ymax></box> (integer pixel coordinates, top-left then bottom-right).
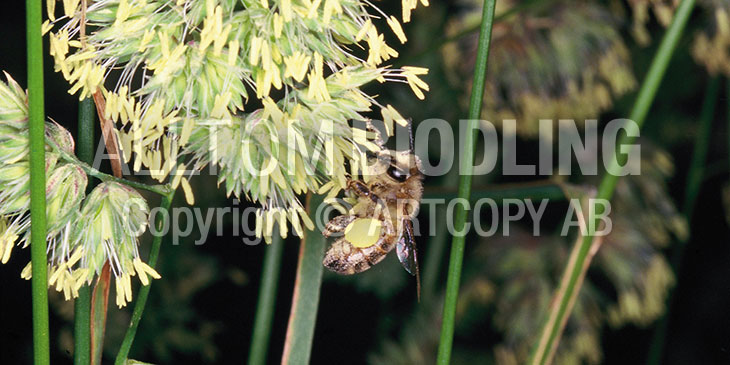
<box><xmin>436</xmin><ymin>0</ymin><xmax>497</xmax><ymax>362</ymax></box>
<box><xmin>26</xmin><ymin>0</ymin><xmax>50</xmax><ymax>363</ymax></box>
<box><xmin>248</xmin><ymin>227</ymin><xmax>285</xmax><ymax>365</ymax></box>
<box><xmin>530</xmin><ymin>197</ymin><xmax>599</xmax><ymax>363</ymax></box>
<box><xmin>74</xmin><ymin>97</ymin><xmax>96</xmax><ymax>365</ymax></box>
<box><xmin>90</xmin><ymin>264</ymin><xmax>111</xmax><ymax>365</ymax></box>
<box><xmin>530</xmin><ymin>0</ymin><xmax>698</xmax><ymax>363</ymax></box>
<box><xmin>281</xmin><ymin>194</ymin><xmax>326</xmax><ymax>364</ymax></box>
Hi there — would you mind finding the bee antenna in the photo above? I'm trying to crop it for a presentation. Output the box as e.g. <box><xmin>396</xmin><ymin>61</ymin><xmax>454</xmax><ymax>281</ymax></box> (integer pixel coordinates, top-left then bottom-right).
<box><xmin>407</xmin><ymin>119</ymin><xmax>414</xmax><ymax>153</ymax></box>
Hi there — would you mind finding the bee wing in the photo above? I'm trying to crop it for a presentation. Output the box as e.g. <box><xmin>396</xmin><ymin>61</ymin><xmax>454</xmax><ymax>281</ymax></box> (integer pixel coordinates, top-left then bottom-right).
<box><xmin>396</xmin><ymin>218</ymin><xmax>421</xmax><ymax>300</ymax></box>
<box><xmin>396</xmin><ymin>218</ymin><xmax>418</xmax><ymax>275</ymax></box>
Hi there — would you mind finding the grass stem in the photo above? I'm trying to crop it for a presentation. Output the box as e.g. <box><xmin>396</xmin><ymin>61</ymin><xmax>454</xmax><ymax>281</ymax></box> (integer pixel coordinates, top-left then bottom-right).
<box><xmin>73</xmin><ymin>97</ymin><xmax>96</xmax><ymax>365</ymax></box>
<box><xmin>45</xmin><ymin>135</ymin><xmax>171</xmax><ymax>196</ymax></box>
<box><xmin>26</xmin><ymin>0</ymin><xmax>50</xmax><ymax>363</ymax></box>
<box><xmin>435</xmin><ymin>0</ymin><xmax>497</xmax><ymax>362</ymax></box>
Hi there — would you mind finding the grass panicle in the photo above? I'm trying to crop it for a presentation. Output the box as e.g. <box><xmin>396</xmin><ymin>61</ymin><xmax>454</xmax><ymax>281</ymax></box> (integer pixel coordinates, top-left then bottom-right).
<box><xmin>531</xmin><ymin>0</ymin><xmax>698</xmax><ymax>363</ymax></box>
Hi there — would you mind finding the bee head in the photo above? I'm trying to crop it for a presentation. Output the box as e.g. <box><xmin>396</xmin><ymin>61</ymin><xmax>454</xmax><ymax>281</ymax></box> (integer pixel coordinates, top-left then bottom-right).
<box><xmin>376</xmin><ymin>150</ymin><xmax>422</xmax><ymax>183</ymax></box>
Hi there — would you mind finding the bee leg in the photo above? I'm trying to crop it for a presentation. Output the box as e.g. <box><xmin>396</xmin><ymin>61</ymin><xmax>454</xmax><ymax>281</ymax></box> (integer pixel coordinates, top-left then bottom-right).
<box><xmin>323</xmin><ymin>215</ymin><xmax>356</xmax><ymax>237</ymax></box>
<box><xmin>347</xmin><ymin>179</ymin><xmax>380</xmax><ymax>204</ymax></box>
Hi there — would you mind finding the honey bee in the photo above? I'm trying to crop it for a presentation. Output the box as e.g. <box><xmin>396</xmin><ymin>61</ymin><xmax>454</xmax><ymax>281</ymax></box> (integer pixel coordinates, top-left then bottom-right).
<box><xmin>322</xmin><ymin>126</ymin><xmax>423</xmax><ymax>295</ymax></box>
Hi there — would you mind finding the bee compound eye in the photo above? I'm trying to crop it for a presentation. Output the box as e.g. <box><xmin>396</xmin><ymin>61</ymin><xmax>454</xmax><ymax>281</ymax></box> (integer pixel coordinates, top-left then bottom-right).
<box><xmin>387</xmin><ymin>165</ymin><xmax>409</xmax><ymax>182</ymax></box>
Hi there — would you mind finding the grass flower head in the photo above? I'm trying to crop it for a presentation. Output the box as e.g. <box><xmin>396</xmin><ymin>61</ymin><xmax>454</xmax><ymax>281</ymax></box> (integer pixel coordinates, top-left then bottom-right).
<box><xmin>47</xmin><ymin>0</ymin><xmax>430</xmax><ymax>240</ymax></box>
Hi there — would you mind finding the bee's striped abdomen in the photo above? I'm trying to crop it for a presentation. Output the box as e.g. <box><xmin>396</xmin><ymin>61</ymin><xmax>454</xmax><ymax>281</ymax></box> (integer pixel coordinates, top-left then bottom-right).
<box><xmin>323</xmin><ymin>235</ymin><xmax>395</xmax><ymax>275</ymax></box>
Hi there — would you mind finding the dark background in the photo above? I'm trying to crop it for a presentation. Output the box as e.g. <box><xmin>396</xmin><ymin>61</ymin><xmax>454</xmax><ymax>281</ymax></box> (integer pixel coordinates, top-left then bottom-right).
<box><xmin>2</xmin><ymin>1</ymin><xmax>730</xmax><ymax>364</ymax></box>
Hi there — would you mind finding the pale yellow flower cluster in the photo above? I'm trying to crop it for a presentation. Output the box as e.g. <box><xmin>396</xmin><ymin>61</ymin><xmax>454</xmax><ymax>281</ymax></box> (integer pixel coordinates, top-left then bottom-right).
<box><xmin>46</xmin><ymin>0</ymin><xmax>429</xmax><ymax>241</ymax></box>
<box><xmin>71</xmin><ymin>181</ymin><xmax>158</xmax><ymax>307</ymax></box>
<box><xmin>18</xmin><ymin>179</ymin><xmax>160</xmax><ymax>307</ymax></box>
<box><xmin>0</xmin><ymin>73</ymin><xmax>160</xmax><ymax>307</ymax></box>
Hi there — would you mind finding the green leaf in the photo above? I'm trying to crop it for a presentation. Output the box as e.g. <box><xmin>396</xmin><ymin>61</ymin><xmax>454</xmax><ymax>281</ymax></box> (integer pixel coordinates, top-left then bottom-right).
<box><xmin>248</xmin><ymin>227</ymin><xmax>285</xmax><ymax>365</ymax></box>
<box><xmin>281</xmin><ymin>194</ymin><xmax>326</xmax><ymax>364</ymax></box>
<box><xmin>91</xmin><ymin>265</ymin><xmax>111</xmax><ymax>365</ymax></box>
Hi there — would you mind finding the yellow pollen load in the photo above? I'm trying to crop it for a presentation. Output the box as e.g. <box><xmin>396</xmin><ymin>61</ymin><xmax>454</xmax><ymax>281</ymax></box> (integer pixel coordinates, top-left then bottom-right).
<box><xmin>344</xmin><ymin>218</ymin><xmax>382</xmax><ymax>248</ymax></box>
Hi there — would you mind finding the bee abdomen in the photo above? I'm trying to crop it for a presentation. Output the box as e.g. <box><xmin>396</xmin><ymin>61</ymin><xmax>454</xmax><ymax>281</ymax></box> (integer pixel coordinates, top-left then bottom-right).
<box><xmin>323</xmin><ymin>238</ymin><xmax>393</xmax><ymax>275</ymax></box>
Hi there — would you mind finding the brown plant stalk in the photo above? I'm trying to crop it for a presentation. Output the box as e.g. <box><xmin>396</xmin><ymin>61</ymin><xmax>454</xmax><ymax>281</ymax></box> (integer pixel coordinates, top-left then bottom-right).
<box><xmin>80</xmin><ymin>2</ymin><xmax>124</xmax><ymax>363</ymax></box>
<box><xmin>531</xmin><ymin>196</ymin><xmax>604</xmax><ymax>364</ymax></box>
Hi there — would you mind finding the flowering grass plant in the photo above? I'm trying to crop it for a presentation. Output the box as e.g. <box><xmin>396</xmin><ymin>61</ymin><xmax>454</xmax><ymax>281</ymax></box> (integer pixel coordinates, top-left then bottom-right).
<box><xmin>5</xmin><ymin>0</ymin><xmax>720</xmax><ymax>364</ymax></box>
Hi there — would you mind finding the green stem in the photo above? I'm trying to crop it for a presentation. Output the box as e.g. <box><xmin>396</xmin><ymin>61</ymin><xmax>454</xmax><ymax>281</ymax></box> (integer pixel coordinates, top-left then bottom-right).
<box><xmin>530</xmin><ymin>0</ymin><xmax>697</xmax><ymax>363</ymax></box>
<box><xmin>248</xmin><ymin>227</ymin><xmax>285</xmax><ymax>365</ymax></box>
<box><xmin>74</xmin><ymin>283</ymin><xmax>92</xmax><ymax>365</ymax></box>
<box><xmin>281</xmin><ymin>194</ymin><xmax>326</xmax><ymax>365</ymax></box>
<box><xmin>646</xmin><ymin>76</ymin><xmax>721</xmax><ymax>364</ymax></box>
<box><xmin>77</xmin><ymin>98</ymin><xmax>96</xmax><ymax>166</ymax></box>
<box><xmin>74</xmin><ymin>97</ymin><xmax>96</xmax><ymax>365</ymax></box>
<box><xmin>45</xmin><ymin>135</ymin><xmax>171</xmax><ymax>196</ymax></box>
<box><xmin>26</xmin><ymin>0</ymin><xmax>50</xmax><ymax>363</ymax></box>
<box><xmin>114</xmin><ymin>191</ymin><xmax>176</xmax><ymax>365</ymax></box>
<box><xmin>436</xmin><ymin>0</ymin><xmax>497</xmax><ymax>362</ymax></box>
